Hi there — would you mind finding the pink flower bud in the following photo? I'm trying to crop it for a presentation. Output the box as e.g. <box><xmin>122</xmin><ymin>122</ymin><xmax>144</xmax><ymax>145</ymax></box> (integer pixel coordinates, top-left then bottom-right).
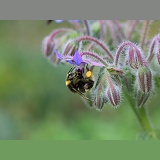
<box><xmin>42</xmin><ymin>28</ymin><xmax>74</xmax><ymax>57</ymax></box>
<box><xmin>135</xmin><ymin>84</ymin><xmax>150</xmax><ymax>107</ymax></box>
<box><xmin>106</xmin><ymin>77</ymin><xmax>121</xmax><ymax>107</ymax></box>
<box><xmin>42</xmin><ymin>36</ymin><xmax>55</xmax><ymax>57</ymax></box>
<box><xmin>127</xmin><ymin>46</ymin><xmax>147</xmax><ymax>69</ymax></box>
<box><xmin>93</xmin><ymin>85</ymin><xmax>107</xmax><ymax>110</ymax></box>
<box><xmin>92</xmin><ymin>67</ymin><xmax>107</xmax><ymax>110</ymax></box>
<box><xmin>137</xmin><ymin>67</ymin><xmax>152</xmax><ymax>93</ymax></box>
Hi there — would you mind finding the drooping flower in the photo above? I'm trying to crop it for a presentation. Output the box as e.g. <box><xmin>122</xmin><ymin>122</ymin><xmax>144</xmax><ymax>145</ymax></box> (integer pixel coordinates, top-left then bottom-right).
<box><xmin>71</xmin><ymin>50</ymin><xmax>83</xmax><ymax>65</ymax></box>
<box><xmin>54</xmin><ymin>50</ymin><xmax>84</xmax><ymax>66</ymax></box>
<box><xmin>53</xmin><ymin>50</ymin><xmax>106</xmax><ymax>67</ymax></box>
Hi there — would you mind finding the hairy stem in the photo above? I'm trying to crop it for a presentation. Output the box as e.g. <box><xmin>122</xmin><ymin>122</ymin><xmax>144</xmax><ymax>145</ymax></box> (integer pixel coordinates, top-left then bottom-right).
<box><xmin>147</xmin><ymin>36</ymin><xmax>157</xmax><ymax>62</ymax></box>
<box><xmin>114</xmin><ymin>41</ymin><xmax>133</xmax><ymax>66</ymax></box>
<box><xmin>83</xmin><ymin>20</ymin><xmax>91</xmax><ymax>36</ymax></box>
<box><xmin>76</xmin><ymin>35</ymin><xmax>113</xmax><ymax>60</ymax></box>
<box><xmin>80</xmin><ymin>51</ymin><xmax>108</xmax><ymax>66</ymax></box>
<box><xmin>140</xmin><ymin>20</ymin><xmax>150</xmax><ymax>49</ymax></box>
<box><xmin>49</xmin><ymin>28</ymin><xmax>75</xmax><ymax>40</ymax></box>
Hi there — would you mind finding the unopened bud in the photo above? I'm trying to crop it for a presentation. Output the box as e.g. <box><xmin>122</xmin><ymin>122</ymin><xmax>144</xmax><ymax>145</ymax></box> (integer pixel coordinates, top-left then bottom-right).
<box><xmin>106</xmin><ymin>77</ymin><xmax>121</xmax><ymax>107</ymax></box>
<box><xmin>63</xmin><ymin>40</ymin><xmax>79</xmax><ymax>56</ymax></box>
<box><xmin>134</xmin><ymin>84</ymin><xmax>150</xmax><ymax>107</ymax></box>
<box><xmin>42</xmin><ymin>36</ymin><xmax>55</xmax><ymax>57</ymax></box>
<box><xmin>127</xmin><ymin>46</ymin><xmax>147</xmax><ymax>69</ymax></box>
<box><xmin>93</xmin><ymin>85</ymin><xmax>107</xmax><ymax>110</ymax></box>
<box><xmin>92</xmin><ymin>67</ymin><xmax>107</xmax><ymax>110</ymax></box>
<box><xmin>42</xmin><ymin>28</ymin><xmax>75</xmax><ymax>57</ymax></box>
<box><xmin>137</xmin><ymin>67</ymin><xmax>152</xmax><ymax>93</ymax></box>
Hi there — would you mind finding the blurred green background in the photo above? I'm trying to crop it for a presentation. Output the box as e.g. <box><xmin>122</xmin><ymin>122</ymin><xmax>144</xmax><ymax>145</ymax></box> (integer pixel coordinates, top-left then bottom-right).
<box><xmin>0</xmin><ymin>20</ymin><xmax>160</xmax><ymax>140</ymax></box>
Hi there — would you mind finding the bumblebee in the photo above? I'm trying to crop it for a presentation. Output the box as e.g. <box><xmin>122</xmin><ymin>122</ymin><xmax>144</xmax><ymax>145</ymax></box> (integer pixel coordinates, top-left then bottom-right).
<box><xmin>65</xmin><ymin>65</ymin><xmax>94</xmax><ymax>101</ymax></box>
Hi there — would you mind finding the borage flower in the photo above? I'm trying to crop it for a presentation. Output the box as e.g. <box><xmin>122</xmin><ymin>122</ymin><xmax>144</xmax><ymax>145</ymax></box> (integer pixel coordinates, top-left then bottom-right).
<box><xmin>53</xmin><ymin>50</ymin><xmax>105</xmax><ymax>67</ymax></box>
<box><xmin>54</xmin><ymin>50</ymin><xmax>84</xmax><ymax>66</ymax></box>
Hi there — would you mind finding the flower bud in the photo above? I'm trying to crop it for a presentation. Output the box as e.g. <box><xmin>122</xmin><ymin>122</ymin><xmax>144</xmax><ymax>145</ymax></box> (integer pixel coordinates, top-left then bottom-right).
<box><xmin>134</xmin><ymin>83</ymin><xmax>150</xmax><ymax>107</ymax></box>
<box><xmin>42</xmin><ymin>36</ymin><xmax>55</xmax><ymax>57</ymax></box>
<box><xmin>106</xmin><ymin>77</ymin><xmax>121</xmax><ymax>107</ymax></box>
<box><xmin>63</xmin><ymin>40</ymin><xmax>79</xmax><ymax>56</ymax></box>
<box><xmin>42</xmin><ymin>28</ymin><xmax>75</xmax><ymax>57</ymax></box>
<box><xmin>93</xmin><ymin>85</ymin><xmax>107</xmax><ymax>110</ymax></box>
<box><xmin>93</xmin><ymin>89</ymin><xmax>105</xmax><ymax>110</ymax></box>
<box><xmin>91</xmin><ymin>67</ymin><xmax>107</xmax><ymax>110</ymax></box>
<box><xmin>137</xmin><ymin>67</ymin><xmax>152</xmax><ymax>93</ymax></box>
<box><xmin>127</xmin><ymin>46</ymin><xmax>147</xmax><ymax>69</ymax></box>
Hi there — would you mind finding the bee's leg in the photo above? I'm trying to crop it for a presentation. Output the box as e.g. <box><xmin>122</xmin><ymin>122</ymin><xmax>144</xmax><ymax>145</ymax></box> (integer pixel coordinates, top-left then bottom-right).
<box><xmin>68</xmin><ymin>66</ymin><xmax>75</xmax><ymax>73</ymax></box>
<box><xmin>72</xmin><ymin>88</ymin><xmax>91</xmax><ymax>102</ymax></box>
<box><xmin>79</xmin><ymin>86</ymin><xmax>85</xmax><ymax>93</ymax></box>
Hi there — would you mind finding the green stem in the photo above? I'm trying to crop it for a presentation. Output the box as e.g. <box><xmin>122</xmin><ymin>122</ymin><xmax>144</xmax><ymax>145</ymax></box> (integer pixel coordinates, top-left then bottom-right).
<box><xmin>139</xmin><ymin>107</ymin><xmax>158</xmax><ymax>140</ymax></box>
<box><xmin>139</xmin><ymin>107</ymin><xmax>152</xmax><ymax>130</ymax></box>
<box><xmin>124</xmin><ymin>90</ymin><xmax>158</xmax><ymax>139</ymax></box>
<box><xmin>124</xmin><ymin>90</ymin><xmax>141</xmax><ymax>124</ymax></box>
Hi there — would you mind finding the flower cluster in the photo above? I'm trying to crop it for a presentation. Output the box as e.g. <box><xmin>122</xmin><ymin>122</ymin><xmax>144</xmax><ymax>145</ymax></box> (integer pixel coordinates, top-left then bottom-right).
<box><xmin>42</xmin><ymin>20</ymin><xmax>160</xmax><ymax>110</ymax></box>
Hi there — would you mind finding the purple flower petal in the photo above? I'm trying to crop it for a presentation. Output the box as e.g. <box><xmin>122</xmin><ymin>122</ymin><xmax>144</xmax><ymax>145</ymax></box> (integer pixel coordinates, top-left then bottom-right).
<box><xmin>66</xmin><ymin>60</ymin><xmax>75</xmax><ymax>65</ymax></box>
<box><xmin>54</xmin><ymin>50</ymin><xmax>63</xmax><ymax>60</ymax></box>
<box><xmin>73</xmin><ymin>50</ymin><xmax>83</xmax><ymax>66</ymax></box>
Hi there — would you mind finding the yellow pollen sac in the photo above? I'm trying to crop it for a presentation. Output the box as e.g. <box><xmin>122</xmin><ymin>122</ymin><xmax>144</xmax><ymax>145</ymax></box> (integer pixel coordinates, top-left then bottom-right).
<box><xmin>66</xmin><ymin>80</ymin><xmax>71</xmax><ymax>86</ymax></box>
<box><xmin>86</xmin><ymin>71</ymin><xmax>92</xmax><ymax>78</ymax></box>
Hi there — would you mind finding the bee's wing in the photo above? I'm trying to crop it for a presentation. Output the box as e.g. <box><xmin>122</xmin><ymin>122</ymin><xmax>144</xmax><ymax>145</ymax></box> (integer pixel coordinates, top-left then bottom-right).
<box><xmin>72</xmin><ymin>88</ymin><xmax>91</xmax><ymax>102</ymax></box>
